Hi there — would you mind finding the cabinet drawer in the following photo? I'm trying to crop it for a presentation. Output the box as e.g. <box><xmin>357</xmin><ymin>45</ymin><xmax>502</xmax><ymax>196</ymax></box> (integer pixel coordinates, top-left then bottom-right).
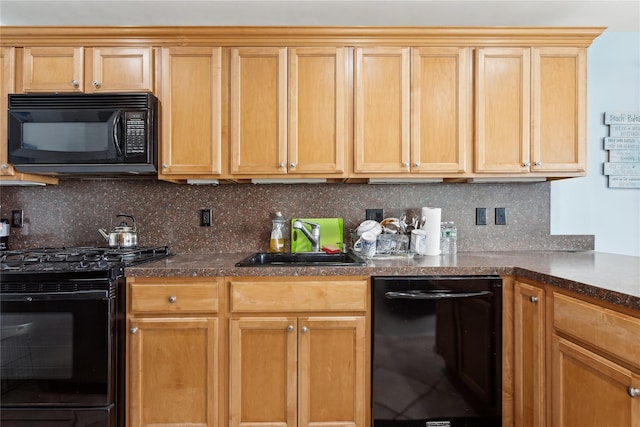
<box><xmin>130</xmin><ymin>282</ymin><xmax>219</xmax><ymax>314</ymax></box>
<box><xmin>230</xmin><ymin>277</ymin><xmax>368</xmax><ymax>312</ymax></box>
<box><xmin>553</xmin><ymin>292</ymin><xmax>640</xmax><ymax>370</ymax></box>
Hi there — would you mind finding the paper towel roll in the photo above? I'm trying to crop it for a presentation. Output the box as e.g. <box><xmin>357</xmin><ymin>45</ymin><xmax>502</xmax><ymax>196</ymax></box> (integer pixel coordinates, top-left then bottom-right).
<box><xmin>421</xmin><ymin>207</ymin><xmax>441</xmax><ymax>256</ymax></box>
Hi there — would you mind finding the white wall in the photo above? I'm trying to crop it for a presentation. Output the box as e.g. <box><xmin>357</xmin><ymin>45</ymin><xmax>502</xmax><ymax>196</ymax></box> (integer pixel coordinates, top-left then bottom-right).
<box><xmin>551</xmin><ymin>31</ymin><xmax>640</xmax><ymax>256</ymax></box>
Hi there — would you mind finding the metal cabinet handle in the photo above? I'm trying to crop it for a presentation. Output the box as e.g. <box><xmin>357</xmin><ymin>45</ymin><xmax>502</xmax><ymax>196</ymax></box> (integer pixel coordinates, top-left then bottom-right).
<box><xmin>92</xmin><ymin>80</ymin><xmax>100</xmax><ymax>88</ymax></box>
<box><xmin>1</xmin><ymin>164</ymin><xmax>8</xmax><ymax>169</ymax></box>
<box><xmin>530</xmin><ymin>296</ymin><xmax>539</xmax><ymax>303</ymax></box>
<box><xmin>301</xmin><ymin>326</ymin><xmax>308</xmax><ymax>333</ymax></box>
<box><xmin>278</xmin><ymin>163</ymin><xmax>285</xmax><ymax>168</ymax></box>
<box><xmin>289</xmin><ymin>162</ymin><xmax>296</xmax><ymax>168</ymax></box>
<box><xmin>535</xmin><ymin>161</ymin><xmax>542</xmax><ymax>166</ymax></box>
<box><xmin>130</xmin><ymin>327</ymin><xmax>138</xmax><ymax>334</ymax></box>
<box><xmin>523</xmin><ymin>162</ymin><xmax>531</xmax><ymax>167</ymax></box>
<box><xmin>413</xmin><ymin>162</ymin><xmax>420</xmax><ymax>167</ymax></box>
<box><xmin>168</xmin><ymin>296</ymin><xmax>177</xmax><ymax>303</ymax></box>
<box><xmin>628</xmin><ymin>387</ymin><xmax>640</xmax><ymax>398</ymax></box>
<box><xmin>71</xmin><ymin>79</ymin><xmax>79</xmax><ymax>88</ymax></box>
<box><xmin>162</xmin><ymin>163</ymin><xmax>168</xmax><ymax>169</ymax></box>
<box><xmin>402</xmin><ymin>162</ymin><xmax>409</xmax><ymax>168</ymax></box>
<box><xmin>287</xmin><ymin>325</ymin><xmax>295</xmax><ymax>332</ymax></box>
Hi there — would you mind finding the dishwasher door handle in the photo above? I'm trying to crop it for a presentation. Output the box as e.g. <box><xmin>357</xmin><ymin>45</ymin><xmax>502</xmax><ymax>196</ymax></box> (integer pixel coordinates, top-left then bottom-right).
<box><xmin>384</xmin><ymin>290</ymin><xmax>492</xmax><ymax>300</ymax></box>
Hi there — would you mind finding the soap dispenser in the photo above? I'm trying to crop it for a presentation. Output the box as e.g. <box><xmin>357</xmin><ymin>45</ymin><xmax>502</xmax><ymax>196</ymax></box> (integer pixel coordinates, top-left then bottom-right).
<box><xmin>269</xmin><ymin>212</ymin><xmax>286</xmax><ymax>253</ymax></box>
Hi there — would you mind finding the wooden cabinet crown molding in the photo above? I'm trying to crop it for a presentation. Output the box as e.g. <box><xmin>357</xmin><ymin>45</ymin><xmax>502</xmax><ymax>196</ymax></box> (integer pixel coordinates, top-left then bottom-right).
<box><xmin>0</xmin><ymin>26</ymin><xmax>606</xmax><ymax>47</ymax></box>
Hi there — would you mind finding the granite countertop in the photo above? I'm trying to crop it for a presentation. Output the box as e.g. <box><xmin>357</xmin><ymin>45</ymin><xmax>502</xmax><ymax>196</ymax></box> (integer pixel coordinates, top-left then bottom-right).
<box><xmin>126</xmin><ymin>250</ymin><xmax>640</xmax><ymax>311</ymax></box>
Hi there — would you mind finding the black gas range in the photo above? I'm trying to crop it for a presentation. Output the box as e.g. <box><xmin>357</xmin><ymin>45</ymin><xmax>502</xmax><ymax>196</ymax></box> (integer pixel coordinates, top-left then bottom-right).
<box><xmin>1</xmin><ymin>245</ymin><xmax>170</xmax><ymax>278</ymax></box>
<box><xmin>0</xmin><ymin>246</ymin><xmax>169</xmax><ymax>427</ymax></box>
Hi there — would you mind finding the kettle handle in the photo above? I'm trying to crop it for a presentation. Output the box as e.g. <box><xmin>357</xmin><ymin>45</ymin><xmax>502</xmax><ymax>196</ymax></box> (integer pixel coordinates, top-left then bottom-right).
<box><xmin>116</xmin><ymin>214</ymin><xmax>137</xmax><ymax>230</ymax></box>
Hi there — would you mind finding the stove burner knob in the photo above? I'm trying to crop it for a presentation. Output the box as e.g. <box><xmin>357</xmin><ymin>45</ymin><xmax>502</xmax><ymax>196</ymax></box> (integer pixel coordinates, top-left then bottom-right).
<box><xmin>168</xmin><ymin>296</ymin><xmax>177</xmax><ymax>303</ymax></box>
<box><xmin>26</xmin><ymin>296</ymin><xmax>33</xmax><ymax>302</ymax></box>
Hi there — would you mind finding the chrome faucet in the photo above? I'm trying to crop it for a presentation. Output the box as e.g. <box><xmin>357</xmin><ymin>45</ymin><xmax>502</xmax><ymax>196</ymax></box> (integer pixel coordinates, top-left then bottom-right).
<box><xmin>292</xmin><ymin>220</ymin><xmax>321</xmax><ymax>252</ymax></box>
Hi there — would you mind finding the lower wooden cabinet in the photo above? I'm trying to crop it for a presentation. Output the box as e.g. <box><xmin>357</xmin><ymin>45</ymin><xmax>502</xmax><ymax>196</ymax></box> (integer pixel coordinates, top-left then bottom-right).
<box><xmin>128</xmin><ymin>317</ymin><xmax>218</xmax><ymax>427</ymax></box>
<box><xmin>551</xmin><ymin>336</ymin><xmax>640</xmax><ymax>427</ymax></box>
<box><xmin>229</xmin><ymin>316</ymin><xmax>366</xmax><ymax>427</ymax></box>
<box><xmin>228</xmin><ymin>276</ymin><xmax>369</xmax><ymax>427</ymax></box>
<box><xmin>511</xmin><ymin>280</ymin><xmax>640</xmax><ymax>427</ymax></box>
<box><xmin>550</xmin><ymin>292</ymin><xmax>640</xmax><ymax>427</ymax></box>
<box><xmin>127</xmin><ymin>277</ymin><xmax>221</xmax><ymax>427</ymax></box>
<box><xmin>513</xmin><ymin>281</ymin><xmax>546</xmax><ymax>427</ymax></box>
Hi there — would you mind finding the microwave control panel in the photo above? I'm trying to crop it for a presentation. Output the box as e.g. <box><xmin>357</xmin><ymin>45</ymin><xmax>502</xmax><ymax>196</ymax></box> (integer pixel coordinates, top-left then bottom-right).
<box><xmin>124</xmin><ymin>111</ymin><xmax>147</xmax><ymax>155</ymax></box>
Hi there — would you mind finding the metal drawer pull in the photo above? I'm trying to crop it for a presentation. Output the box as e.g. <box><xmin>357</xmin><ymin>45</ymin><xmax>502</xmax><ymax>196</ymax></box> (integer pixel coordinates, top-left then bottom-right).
<box><xmin>385</xmin><ymin>290</ymin><xmax>491</xmax><ymax>300</ymax></box>
<box><xmin>530</xmin><ymin>296</ymin><xmax>539</xmax><ymax>303</ymax></box>
<box><xmin>301</xmin><ymin>326</ymin><xmax>308</xmax><ymax>333</ymax></box>
<box><xmin>71</xmin><ymin>79</ymin><xmax>79</xmax><ymax>88</ymax></box>
<box><xmin>628</xmin><ymin>387</ymin><xmax>640</xmax><ymax>398</ymax></box>
<box><xmin>287</xmin><ymin>325</ymin><xmax>294</xmax><ymax>332</ymax></box>
<box><xmin>168</xmin><ymin>296</ymin><xmax>177</xmax><ymax>303</ymax></box>
<box><xmin>92</xmin><ymin>80</ymin><xmax>100</xmax><ymax>88</ymax></box>
<box><xmin>130</xmin><ymin>327</ymin><xmax>138</xmax><ymax>334</ymax></box>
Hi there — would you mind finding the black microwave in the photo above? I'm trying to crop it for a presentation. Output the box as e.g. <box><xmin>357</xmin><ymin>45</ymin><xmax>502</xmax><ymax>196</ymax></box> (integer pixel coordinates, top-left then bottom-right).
<box><xmin>7</xmin><ymin>93</ymin><xmax>158</xmax><ymax>176</ymax></box>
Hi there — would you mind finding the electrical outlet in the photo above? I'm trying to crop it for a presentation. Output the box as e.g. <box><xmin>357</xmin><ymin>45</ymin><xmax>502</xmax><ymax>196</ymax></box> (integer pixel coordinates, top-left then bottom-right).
<box><xmin>495</xmin><ymin>207</ymin><xmax>507</xmax><ymax>225</ymax></box>
<box><xmin>476</xmin><ymin>208</ymin><xmax>487</xmax><ymax>225</ymax></box>
<box><xmin>11</xmin><ymin>210</ymin><xmax>23</xmax><ymax>228</ymax></box>
<box><xmin>366</xmin><ymin>209</ymin><xmax>384</xmax><ymax>223</ymax></box>
<box><xmin>200</xmin><ymin>209</ymin><xmax>212</xmax><ymax>227</ymax></box>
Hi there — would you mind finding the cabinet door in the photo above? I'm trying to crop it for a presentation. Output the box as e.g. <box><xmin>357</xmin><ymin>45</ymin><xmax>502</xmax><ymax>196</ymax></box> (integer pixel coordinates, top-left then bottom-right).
<box><xmin>230</xmin><ymin>47</ymin><xmax>287</xmax><ymax>175</ymax></box>
<box><xmin>532</xmin><ymin>47</ymin><xmax>586</xmax><ymax>173</ymax></box>
<box><xmin>128</xmin><ymin>317</ymin><xmax>218</xmax><ymax>427</ymax></box>
<box><xmin>22</xmin><ymin>46</ymin><xmax>84</xmax><ymax>92</ymax></box>
<box><xmin>1</xmin><ymin>47</ymin><xmax>16</xmax><ymax>175</ymax></box>
<box><xmin>160</xmin><ymin>47</ymin><xmax>222</xmax><ymax>176</ymax></box>
<box><xmin>288</xmin><ymin>47</ymin><xmax>348</xmax><ymax>175</ymax></box>
<box><xmin>551</xmin><ymin>336</ymin><xmax>640</xmax><ymax>427</ymax></box>
<box><xmin>514</xmin><ymin>282</ymin><xmax>546</xmax><ymax>427</ymax></box>
<box><xmin>354</xmin><ymin>47</ymin><xmax>410</xmax><ymax>173</ymax></box>
<box><xmin>298</xmin><ymin>317</ymin><xmax>367</xmax><ymax>427</ymax></box>
<box><xmin>87</xmin><ymin>47</ymin><xmax>153</xmax><ymax>92</ymax></box>
<box><xmin>230</xmin><ymin>317</ymin><xmax>297</xmax><ymax>427</ymax></box>
<box><xmin>475</xmin><ymin>47</ymin><xmax>531</xmax><ymax>173</ymax></box>
<box><xmin>412</xmin><ymin>47</ymin><xmax>470</xmax><ymax>174</ymax></box>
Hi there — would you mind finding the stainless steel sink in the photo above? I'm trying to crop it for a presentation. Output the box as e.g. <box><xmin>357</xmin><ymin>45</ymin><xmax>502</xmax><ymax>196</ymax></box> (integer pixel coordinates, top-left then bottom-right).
<box><xmin>235</xmin><ymin>252</ymin><xmax>366</xmax><ymax>267</ymax></box>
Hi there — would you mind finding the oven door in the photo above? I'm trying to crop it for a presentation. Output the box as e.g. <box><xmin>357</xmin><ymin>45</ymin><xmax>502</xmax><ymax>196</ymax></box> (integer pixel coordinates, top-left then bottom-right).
<box><xmin>0</xmin><ymin>290</ymin><xmax>115</xmax><ymax>407</ymax></box>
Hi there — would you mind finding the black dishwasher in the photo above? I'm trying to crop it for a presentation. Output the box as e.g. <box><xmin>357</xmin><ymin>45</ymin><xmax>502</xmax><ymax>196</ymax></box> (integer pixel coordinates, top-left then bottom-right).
<box><xmin>372</xmin><ymin>276</ymin><xmax>502</xmax><ymax>427</ymax></box>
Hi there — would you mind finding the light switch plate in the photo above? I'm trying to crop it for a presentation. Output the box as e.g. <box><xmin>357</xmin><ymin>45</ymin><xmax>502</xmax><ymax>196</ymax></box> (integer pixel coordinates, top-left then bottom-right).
<box><xmin>495</xmin><ymin>207</ymin><xmax>507</xmax><ymax>225</ymax></box>
<box><xmin>476</xmin><ymin>208</ymin><xmax>487</xmax><ymax>225</ymax></box>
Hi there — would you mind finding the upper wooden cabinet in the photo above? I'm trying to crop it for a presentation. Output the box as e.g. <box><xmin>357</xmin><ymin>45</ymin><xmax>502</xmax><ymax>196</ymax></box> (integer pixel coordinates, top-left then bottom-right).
<box><xmin>2</xmin><ymin>26</ymin><xmax>603</xmax><ymax>182</ymax></box>
<box><xmin>21</xmin><ymin>46</ymin><xmax>153</xmax><ymax>93</ymax></box>
<box><xmin>354</xmin><ymin>47</ymin><xmax>410</xmax><ymax>174</ymax></box>
<box><xmin>230</xmin><ymin>47</ymin><xmax>348</xmax><ymax>177</ymax></box>
<box><xmin>0</xmin><ymin>47</ymin><xmax>57</xmax><ymax>184</ymax></box>
<box><xmin>159</xmin><ymin>47</ymin><xmax>223</xmax><ymax>178</ymax></box>
<box><xmin>354</xmin><ymin>46</ymin><xmax>470</xmax><ymax>176</ymax></box>
<box><xmin>531</xmin><ymin>47</ymin><xmax>586</xmax><ymax>174</ymax></box>
<box><xmin>475</xmin><ymin>46</ymin><xmax>587</xmax><ymax>176</ymax></box>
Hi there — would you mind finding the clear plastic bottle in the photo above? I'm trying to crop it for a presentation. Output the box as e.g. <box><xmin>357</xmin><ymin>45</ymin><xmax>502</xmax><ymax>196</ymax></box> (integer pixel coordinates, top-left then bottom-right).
<box><xmin>447</xmin><ymin>221</ymin><xmax>458</xmax><ymax>255</ymax></box>
<box><xmin>440</xmin><ymin>222</ymin><xmax>449</xmax><ymax>255</ymax></box>
<box><xmin>269</xmin><ymin>212</ymin><xmax>285</xmax><ymax>253</ymax></box>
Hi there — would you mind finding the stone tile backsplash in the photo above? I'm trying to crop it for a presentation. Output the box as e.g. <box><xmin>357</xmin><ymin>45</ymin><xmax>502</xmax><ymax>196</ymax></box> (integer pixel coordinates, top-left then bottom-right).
<box><xmin>0</xmin><ymin>179</ymin><xmax>593</xmax><ymax>253</ymax></box>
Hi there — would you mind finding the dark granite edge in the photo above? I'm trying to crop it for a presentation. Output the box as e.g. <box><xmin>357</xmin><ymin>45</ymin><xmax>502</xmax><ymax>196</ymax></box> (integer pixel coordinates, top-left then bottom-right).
<box><xmin>514</xmin><ymin>267</ymin><xmax>640</xmax><ymax>312</ymax></box>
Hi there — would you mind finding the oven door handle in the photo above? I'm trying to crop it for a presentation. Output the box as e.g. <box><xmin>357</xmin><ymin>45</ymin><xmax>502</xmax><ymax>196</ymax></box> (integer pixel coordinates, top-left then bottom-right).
<box><xmin>384</xmin><ymin>290</ymin><xmax>492</xmax><ymax>300</ymax></box>
<box><xmin>1</xmin><ymin>290</ymin><xmax>110</xmax><ymax>302</ymax></box>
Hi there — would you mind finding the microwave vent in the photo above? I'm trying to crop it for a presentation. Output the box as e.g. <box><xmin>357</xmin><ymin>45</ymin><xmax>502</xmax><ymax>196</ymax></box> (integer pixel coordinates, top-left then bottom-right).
<box><xmin>8</xmin><ymin>93</ymin><xmax>156</xmax><ymax>109</ymax></box>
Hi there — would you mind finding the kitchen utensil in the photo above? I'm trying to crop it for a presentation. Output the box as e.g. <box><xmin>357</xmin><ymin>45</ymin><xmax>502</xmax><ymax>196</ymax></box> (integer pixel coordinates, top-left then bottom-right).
<box><xmin>356</xmin><ymin>220</ymin><xmax>382</xmax><ymax>236</ymax></box>
<box><xmin>99</xmin><ymin>214</ymin><xmax>138</xmax><ymax>248</ymax></box>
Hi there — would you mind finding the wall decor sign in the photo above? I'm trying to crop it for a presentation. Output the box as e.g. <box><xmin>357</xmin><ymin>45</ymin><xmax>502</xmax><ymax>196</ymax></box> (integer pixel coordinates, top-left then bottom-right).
<box><xmin>603</xmin><ymin>112</ymin><xmax>640</xmax><ymax>188</ymax></box>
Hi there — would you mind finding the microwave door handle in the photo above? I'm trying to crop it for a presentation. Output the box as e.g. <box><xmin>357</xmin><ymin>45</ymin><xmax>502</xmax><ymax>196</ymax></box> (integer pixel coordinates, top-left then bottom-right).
<box><xmin>385</xmin><ymin>290</ymin><xmax>492</xmax><ymax>300</ymax></box>
<box><xmin>112</xmin><ymin>113</ymin><xmax>123</xmax><ymax>157</ymax></box>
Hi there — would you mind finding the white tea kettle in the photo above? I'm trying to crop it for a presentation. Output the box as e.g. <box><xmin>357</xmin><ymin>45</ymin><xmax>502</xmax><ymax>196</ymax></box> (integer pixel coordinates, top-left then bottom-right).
<box><xmin>99</xmin><ymin>214</ymin><xmax>138</xmax><ymax>248</ymax></box>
